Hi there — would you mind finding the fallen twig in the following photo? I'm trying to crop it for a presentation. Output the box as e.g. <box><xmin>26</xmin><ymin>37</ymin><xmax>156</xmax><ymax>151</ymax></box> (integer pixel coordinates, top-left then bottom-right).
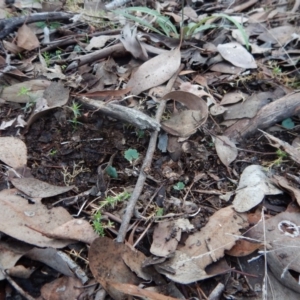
<box><xmin>224</xmin><ymin>91</ymin><xmax>300</xmax><ymax>142</ymax></box>
<box><xmin>0</xmin><ymin>12</ymin><xmax>73</xmax><ymax>39</ymax></box>
<box><xmin>116</xmin><ymin>64</ymin><xmax>184</xmax><ymax>243</ymax></box>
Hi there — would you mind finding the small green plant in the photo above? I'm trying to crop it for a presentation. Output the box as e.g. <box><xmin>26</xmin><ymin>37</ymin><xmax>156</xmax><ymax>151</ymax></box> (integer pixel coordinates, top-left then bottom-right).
<box><xmin>173</xmin><ymin>181</ymin><xmax>185</xmax><ymax>191</ymax></box>
<box><xmin>42</xmin><ymin>51</ymin><xmax>51</xmax><ymax>67</ymax></box>
<box><xmin>264</xmin><ymin>149</ymin><xmax>288</xmax><ymax>169</ymax></box>
<box><xmin>99</xmin><ymin>190</ymin><xmax>131</xmax><ymax>210</ymax></box>
<box><xmin>93</xmin><ymin>211</ymin><xmax>114</xmax><ymax>236</ymax></box>
<box><xmin>136</xmin><ymin>129</ymin><xmax>145</xmax><ymax>140</ymax></box>
<box><xmin>49</xmin><ymin>149</ymin><xmax>57</xmax><ymax>156</ymax></box>
<box><xmin>124</xmin><ymin>148</ymin><xmax>139</xmax><ymax>164</ymax></box>
<box><xmin>67</xmin><ymin>101</ymin><xmax>83</xmax><ymax>129</ymax></box>
<box><xmin>156</xmin><ymin>207</ymin><xmax>164</xmax><ymax>217</ymax></box>
<box><xmin>36</xmin><ymin>21</ymin><xmax>61</xmax><ymax>30</ymax></box>
<box><xmin>105</xmin><ymin>165</ymin><xmax>118</xmax><ymax>178</ymax></box>
<box><xmin>18</xmin><ymin>87</ymin><xmax>30</xmax><ymax>96</ymax></box>
<box><xmin>18</xmin><ymin>87</ymin><xmax>36</xmax><ymax>114</ymax></box>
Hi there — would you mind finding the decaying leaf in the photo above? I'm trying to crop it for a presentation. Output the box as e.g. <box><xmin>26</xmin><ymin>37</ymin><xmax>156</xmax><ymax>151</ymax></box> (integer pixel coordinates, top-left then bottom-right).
<box><xmin>233</xmin><ymin>165</ymin><xmax>282</xmax><ymax>212</ymax></box>
<box><xmin>215</xmin><ymin>135</ymin><xmax>237</xmax><ymax>167</ymax></box>
<box><xmin>155</xmin><ymin>206</ymin><xmax>247</xmax><ymax>283</ymax></box>
<box><xmin>89</xmin><ymin>237</ymin><xmax>141</xmax><ymax>300</ymax></box>
<box><xmin>0</xmin><ymin>137</ymin><xmax>27</xmax><ymax>169</ymax></box>
<box><xmin>127</xmin><ymin>46</ymin><xmax>181</xmax><ymax>95</ymax></box>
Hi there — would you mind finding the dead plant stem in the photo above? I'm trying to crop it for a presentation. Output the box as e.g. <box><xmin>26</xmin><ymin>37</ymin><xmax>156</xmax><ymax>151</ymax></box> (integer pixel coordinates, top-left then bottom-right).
<box><xmin>116</xmin><ymin>64</ymin><xmax>184</xmax><ymax>243</ymax></box>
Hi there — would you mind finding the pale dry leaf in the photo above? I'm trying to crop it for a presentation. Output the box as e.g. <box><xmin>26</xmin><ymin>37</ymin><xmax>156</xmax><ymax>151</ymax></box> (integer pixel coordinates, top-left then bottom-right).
<box><xmin>0</xmin><ymin>79</ymin><xmax>51</xmax><ymax>103</ymax></box>
<box><xmin>0</xmin><ymin>137</ymin><xmax>27</xmax><ymax>169</ymax></box>
<box><xmin>86</xmin><ymin>35</ymin><xmax>119</xmax><ymax>51</ymax></box>
<box><xmin>11</xmin><ymin>177</ymin><xmax>74</xmax><ymax>198</ymax></box>
<box><xmin>156</xmin><ymin>206</ymin><xmax>248</xmax><ymax>283</ymax></box>
<box><xmin>233</xmin><ymin>165</ymin><xmax>282</xmax><ymax>212</ymax></box>
<box><xmin>217</xmin><ymin>42</ymin><xmax>257</xmax><ymax>69</ymax></box>
<box><xmin>47</xmin><ymin>219</ymin><xmax>98</xmax><ymax>244</ymax></box>
<box><xmin>127</xmin><ymin>47</ymin><xmax>181</xmax><ymax>95</ymax></box>
<box><xmin>247</xmin><ymin>211</ymin><xmax>300</xmax><ymax>294</ymax></box>
<box><xmin>17</xmin><ymin>24</ymin><xmax>40</xmax><ymax>50</ymax></box>
<box><xmin>215</xmin><ymin>135</ymin><xmax>237</xmax><ymax>167</ymax></box>
<box><xmin>0</xmin><ymin>189</ymin><xmax>73</xmax><ymax>248</ymax></box>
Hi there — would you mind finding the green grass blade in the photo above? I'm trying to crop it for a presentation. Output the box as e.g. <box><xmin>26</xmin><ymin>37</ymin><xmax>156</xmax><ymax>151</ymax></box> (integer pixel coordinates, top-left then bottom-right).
<box><xmin>214</xmin><ymin>13</ymin><xmax>249</xmax><ymax>49</ymax></box>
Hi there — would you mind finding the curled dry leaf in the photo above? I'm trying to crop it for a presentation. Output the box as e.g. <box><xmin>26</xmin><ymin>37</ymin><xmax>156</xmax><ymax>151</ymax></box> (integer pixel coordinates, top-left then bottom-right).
<box><xmin>215</xmin><ymin>135</ymin><xmax>237</xmax><ymax>167</ymax></box>
<box><xmin>217</xmin><ymin>42</ymin><xmax>257</xmax><ymax>69</ymax></box>
<box><xmin>161</xmin><ymin>91</ymin><xmax>208</xmax><ymax>137</ymax></box>
<box><xmin>0</xmin><ymin>137</ymin><xmax>27</xmax><ymax>169</ymax></box>
<box><xmin>233</xmin><ymin>165</ymin><xmax>282</xmax><ymax>212</ymax></box>
<box><xmin>127</xmin><ymin>46</ymin><xmax>181</xmax><ymax>95</ymax></box>
<box><xmin>89</xmin><ymin>237</ymin><xmax>141</xmax><ymax>300</ymax></box>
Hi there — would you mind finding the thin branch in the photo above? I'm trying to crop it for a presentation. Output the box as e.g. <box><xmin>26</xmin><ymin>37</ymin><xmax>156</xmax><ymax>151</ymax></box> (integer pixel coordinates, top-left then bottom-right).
<box><xmin>116</xmin><ymin>64</ymin><xmax>184</xmax><ymax>243</ymax></box>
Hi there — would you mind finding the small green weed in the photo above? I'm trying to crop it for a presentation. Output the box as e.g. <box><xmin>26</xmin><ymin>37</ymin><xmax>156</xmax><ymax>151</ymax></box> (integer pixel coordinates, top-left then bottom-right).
<box><xmin>67</xmin><ymin>101</ymin><xmax>83</xmax><ymax>129</ymax></box>
<box><xmin>18</xmin><ymin>87</ymin><xmax>36</xmax><ymax>114</ymax></box>
<box><xmin>173</xmin><ymin>181</ymin><xmax>185</xmax><ymax>191</ymax></box>
<box><xmin>124</xmin><ymin>148</ymin><xmax>139</xmax><ymax>164</ymax></box>
<box><xmin>93</xmin><ymin>211</ymin><xmax>114</xmax><ymax>236</ymax></box>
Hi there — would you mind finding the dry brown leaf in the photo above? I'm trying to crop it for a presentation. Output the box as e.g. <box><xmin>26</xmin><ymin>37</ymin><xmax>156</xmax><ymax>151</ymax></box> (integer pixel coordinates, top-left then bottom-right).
<box><xmin>127</xmin><ymin>46</ymin><xmax>181</xmax><ymax>95</ymax></box>
<box><xmin>0</xmin><ymin>137</ymin><xmax>27</xmax><ymax>169</ymax></box>
<box><xmin>11</xmin><ymin>177</ymin><xmax>74</xmax><ymax>198</ymax></box>
<box><xmin>217</xmin><ymin>42</ymin><xmax>257</xmax><ymax>69</ymax></box>
<box><xmin>89</xmin><ymin>237</ymin><xmax>141</xmax><ymax>300</ymax></box>
<box><xmin>156</xmin><ymin>206</ymin><xmax>248</xmax><ymax>283</ymax></box>
<box><xmin>226</xmin><ymin>239</ymin><xmax>262</xmax><ymax>257</ymax></box>
<box><xmin>150</xmin><ymin>220</ymin><xmax>182</xmax><ymax>257</ymax></box>
<box><xmin>41</xmin><ymin>276</ymin><xmax>82</xmax><ymax>300</ymax></box>
<box><xmin>0</xmin><ymin>189</ymin><xmax>73</xmax><ymax>248</ymax></box>
<box><xmin>75</xmin><ymin>87</ymin><xmax>131</xmax><ymax>98</ymax></box>
<box><xmin>46</xmin><ymin>219</ymin><xmax>98</xmax><ymax>244</ymax></box>
<box><xmin>17</xmin><ymin>24</ymin><xmax>40</xmax><ymax>50</ymax></box>
<box><xmin>109</xmin><ymin>282</ymin><xmax>179</xmax><ymax>300</ymax></box>
<box><xmin>215</xmin><ymin>135</ymin><xmax>237</xmax><ymax>167</ymax></box>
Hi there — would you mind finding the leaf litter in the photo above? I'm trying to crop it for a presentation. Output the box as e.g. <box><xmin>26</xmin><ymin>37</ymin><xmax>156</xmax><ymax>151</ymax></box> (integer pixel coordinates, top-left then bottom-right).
<box><xmin>1</xmin><ymin>0</ymin><xmax>300</xmax><ymax>299</ymax></box>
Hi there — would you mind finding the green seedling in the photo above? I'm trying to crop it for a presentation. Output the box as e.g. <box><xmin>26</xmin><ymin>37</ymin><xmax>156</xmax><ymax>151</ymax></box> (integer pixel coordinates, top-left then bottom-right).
<box><xmin>42</xmin><ymin>52</ymin><xmax>51</xmax><ymax>67</ymax></box>
<box><xmin>99</xmin><ymin>190</ymin><xmax>131</xmax><ymax>210</ymax></box>
<box><xmin>49</xmin><ymin>149</ymin><xmax>57</xmax><ymax>156</ymax></box>
<box><xmin>105</xmin><ymin>165</ymin><xmax>118</xmax><ymax>178</ymax></box>
<box><xmin>67</xmin><ymin>101</ymin><xmax>83</xmax><ymax>129</ymax></box>
<box><xmin>156</xmin><ymin>207</ymin><xmax>164</xmax><ymax>217</ymax></box>
<box><xmin>18</xmin><ymin>87</ymin><xmax>36</xmax><ymax>114</ymax></box>
<box><xmin>173</xmin><ymin>181</ymin><xmax>185</xmax><ymax>191</ymax></box>
<box><xmin>93</xmin><ymin>211</ymin><xmax>114</xmax><ymax>237</ymax></box>
<box><xmin>124</xmin><ymin>148</ymin><xmax>139</xmax><ymax>164</ymax></box>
